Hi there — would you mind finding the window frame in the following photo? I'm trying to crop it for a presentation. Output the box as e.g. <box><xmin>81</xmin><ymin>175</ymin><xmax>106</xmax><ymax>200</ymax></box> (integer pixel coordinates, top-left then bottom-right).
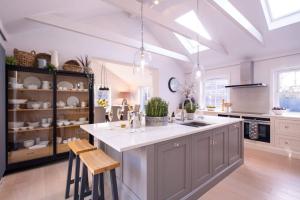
<box><xmin>273</xmin><ymin>66</ymin><xmax>300</xmax><ymax>112</ymax></box>
<box><xmin>203</xmin><ymin>76</ymin><xmax>230</xmax><ymax>110</ymax></box>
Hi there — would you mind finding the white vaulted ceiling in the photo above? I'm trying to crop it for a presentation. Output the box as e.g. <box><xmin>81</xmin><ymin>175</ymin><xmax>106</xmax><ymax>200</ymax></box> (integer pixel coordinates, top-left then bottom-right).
<box><xmin>1</xmin><ymin>0</ymin><xmax>300</xmax><ymax>69</ymax></box>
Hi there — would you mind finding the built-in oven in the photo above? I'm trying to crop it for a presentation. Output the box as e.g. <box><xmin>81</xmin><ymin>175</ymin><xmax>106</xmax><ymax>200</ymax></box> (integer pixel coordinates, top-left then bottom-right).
<box><xmin>242</xmin><ymin>116</ymin><xmax>270</xmax><ymax>143</ymax></box>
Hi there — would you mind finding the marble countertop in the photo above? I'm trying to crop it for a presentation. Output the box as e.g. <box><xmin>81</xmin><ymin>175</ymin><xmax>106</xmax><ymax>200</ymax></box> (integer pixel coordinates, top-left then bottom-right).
<box><xmin>80</xmin><ymin>116</ymin><xmax>243</xmax><ymax>152</ymax></box>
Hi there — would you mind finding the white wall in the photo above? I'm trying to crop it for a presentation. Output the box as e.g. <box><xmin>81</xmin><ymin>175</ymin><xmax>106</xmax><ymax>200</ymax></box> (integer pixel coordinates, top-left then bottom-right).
<box><xmin>4</xmin><ymin>24</ymin><xmax>185</xmax><ymax>112</ymax></box>
<box><xmin>203</xmin><ymin>53</ymin><xmax>300</xmax><ymax>113</ymax></box>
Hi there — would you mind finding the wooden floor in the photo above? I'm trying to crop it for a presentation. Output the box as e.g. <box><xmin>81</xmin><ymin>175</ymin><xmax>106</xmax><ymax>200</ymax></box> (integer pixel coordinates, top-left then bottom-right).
<box><xmin>0</xmin><ymin>148</ymin><xmax>299</xmax><ymax>200</ymax></box>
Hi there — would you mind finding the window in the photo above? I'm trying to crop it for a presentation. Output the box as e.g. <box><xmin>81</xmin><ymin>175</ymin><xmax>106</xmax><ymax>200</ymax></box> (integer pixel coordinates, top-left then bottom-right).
<box><xmin>261</xmin><ymin>0</ymin><xmax>300</xmax><ymax>30</ymax></box>
<box><xmin>204</xmin><ymin>78</ymin><xmax>229</xmax><ymax>109</ymax></box>
<box><xmin>211</xmin><ymin>0</ymin><xmax>263</xmax><ymax>43</ymax></box>
<box><xmin>173</xmin><ymin>33</ymin><xmax>209</xmax><ymax>54</ymax></box>
<box><xmin>138</xmin><ymin>86</ymin><xmax>151</xmax><ymax>112</ymax></box>
<box><xmin>175</xmin><ymin>10</ymin><xmax>212</xmax><ymax>40</ymax></box>
<box><xmin>275</xmin><ymin>68</ymin><xmax>300</xmax><ymax>112</ymax></box>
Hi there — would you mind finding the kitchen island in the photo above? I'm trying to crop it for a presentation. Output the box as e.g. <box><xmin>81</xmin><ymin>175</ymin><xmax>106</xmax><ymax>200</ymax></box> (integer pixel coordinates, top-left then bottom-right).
<box><xmin>81</xmin><ymin>116</ymin><xmax>244</xmax><ymax>200</ymax></box>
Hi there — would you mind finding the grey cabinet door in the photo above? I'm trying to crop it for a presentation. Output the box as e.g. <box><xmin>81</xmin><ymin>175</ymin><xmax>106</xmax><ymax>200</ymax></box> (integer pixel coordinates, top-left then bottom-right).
<box><xmin>156</xmin><ymin>137</ymin><xmax>191</xmax><ymax>200</ymax></box>
<box><xmin>212</xmin><ymin>127</ymin><xmax>228</xmax><ymax>175</ymax></box>
<box><xmin>228</xmin><ymin>123</ymin><xmax>242</xmax><ymax>165</ymax></box>
<box><xmin>191</xmin><ymin>131</ymin><xmax>213</xmax><ymax>188</ymax></box>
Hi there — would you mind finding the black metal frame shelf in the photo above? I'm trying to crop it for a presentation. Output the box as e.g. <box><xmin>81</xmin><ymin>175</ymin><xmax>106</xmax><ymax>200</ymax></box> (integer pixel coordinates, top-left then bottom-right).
<box><xmin>5</xmin><ymin>65</ymin><xmax>94</xmax><ymax>173</ymax></box>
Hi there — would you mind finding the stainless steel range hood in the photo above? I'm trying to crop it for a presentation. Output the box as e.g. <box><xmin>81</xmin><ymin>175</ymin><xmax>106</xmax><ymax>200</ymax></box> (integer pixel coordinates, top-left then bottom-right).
<box><xmin>225</xmin><ymin>61</ymin><xmax>267</xmax><ymax>88</ymax></box>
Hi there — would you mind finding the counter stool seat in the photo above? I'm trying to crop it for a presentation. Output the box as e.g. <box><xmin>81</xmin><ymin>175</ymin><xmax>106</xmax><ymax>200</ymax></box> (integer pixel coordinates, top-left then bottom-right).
<box><xmin>79</xmin><ymin>149</ymin><xmax>120</xmax><ymax>200</ymax></box>
<box><xmin>65</xmin><ymin>139</ymin><xmax>97</xmax><ymax>200</ymax></box>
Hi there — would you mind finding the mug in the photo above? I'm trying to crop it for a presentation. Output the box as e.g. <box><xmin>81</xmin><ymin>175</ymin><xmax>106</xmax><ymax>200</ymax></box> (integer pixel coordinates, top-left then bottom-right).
<box><xmin>38</xmin><ymin>59</ymin><xmax>47</xmax><ymax>68</ymax></box>
<box><xmin>41</xmin><ymin>118</ymin><xmax>48</xmax><ymax>124</ymax></box>
<box><xmin>42</xmin><ymin>81</ymin><xmax>50</xmax><ymax>89</ymax></box>
<box><xmin>42</xmin><ymin>102</ymin><xmax>50</xmax><ymax>109</ymax></box>
<box><xmin>81</xmin><ymin>101</ymin><xmax>87</xmax><ymax>108</ymax></box>
<box><xmin>78</xmin><ymin>82</ymin><xmax>84</xmax><ymax>89</ymax></box>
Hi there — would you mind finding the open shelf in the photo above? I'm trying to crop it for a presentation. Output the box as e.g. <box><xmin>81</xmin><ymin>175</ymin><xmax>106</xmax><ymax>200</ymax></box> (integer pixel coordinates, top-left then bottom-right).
<box><xmin>8</xmin><ymin>123</ymin><xmax>89</xmax><ymax>134</ymax></box>
<box><xmin>8</xmin><ymin>88</ymin><xmax>88</xmax><ymax>93</ymax></box>
<box><xmin>8</xmin><ymin>146</ymin><xmax>53</xmax><ymax>164</ymax></box>
<box><xmin>8</xmin><ymin>107</ymin><xmax>89</xmax><ymax>112</ymax></box>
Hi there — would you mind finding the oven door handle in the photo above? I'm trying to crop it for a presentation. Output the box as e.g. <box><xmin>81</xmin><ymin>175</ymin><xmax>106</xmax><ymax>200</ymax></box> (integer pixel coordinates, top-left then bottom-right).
<box><xmin>255</xmin><ymin>120</ymin><xmax>270</xmax><ymax>125</ymax></box>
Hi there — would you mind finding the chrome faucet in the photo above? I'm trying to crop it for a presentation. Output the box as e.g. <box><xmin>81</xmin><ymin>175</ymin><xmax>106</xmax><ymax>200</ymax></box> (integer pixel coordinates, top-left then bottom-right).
<box><xmin>181</xmin><ymin>98</ymin><xmax>193</xmax><ymax>121</ymax></box>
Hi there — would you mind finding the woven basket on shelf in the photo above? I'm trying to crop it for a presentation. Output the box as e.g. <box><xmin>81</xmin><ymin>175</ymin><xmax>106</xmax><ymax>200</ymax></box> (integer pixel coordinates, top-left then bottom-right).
<box><xmin>63</xmin><ymin>60</ymin><xmax>82</xmax><ymax>72</ymax></box>
<box><xmin>14</xmin><ymin>48</ymin><xmax>36</xmax><ymax>67</ymax></box>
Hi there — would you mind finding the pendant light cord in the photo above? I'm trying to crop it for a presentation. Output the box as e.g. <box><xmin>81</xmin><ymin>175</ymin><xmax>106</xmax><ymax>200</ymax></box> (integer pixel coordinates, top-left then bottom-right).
<box><xmin>196</xmin><ymin>0</ymin><xmax>200</xmax><ymax>69</ymax></box>
<box><xmin>141</xmin><ymin>0</ymin><xmax>144</xmax><ymax>51</ymax></box>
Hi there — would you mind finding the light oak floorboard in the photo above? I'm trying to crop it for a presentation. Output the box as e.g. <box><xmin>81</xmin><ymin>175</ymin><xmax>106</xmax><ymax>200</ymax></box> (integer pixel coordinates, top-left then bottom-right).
<box><xmin>0</xmin><ymin>148</ymin><xmax>299</xmax><ymax>200</ymax></box>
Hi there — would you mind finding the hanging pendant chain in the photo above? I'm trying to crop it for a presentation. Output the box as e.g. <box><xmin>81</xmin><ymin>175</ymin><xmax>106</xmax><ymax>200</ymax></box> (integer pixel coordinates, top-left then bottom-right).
<box><xmin>141</xmin><ymin>0</ymin><xmax>144</xmax><ymax>51</ymax></box>
<box><xmin>196</xmin><ymin>0</ymin><xmax>200</xmax><ymax>69</ymax></box>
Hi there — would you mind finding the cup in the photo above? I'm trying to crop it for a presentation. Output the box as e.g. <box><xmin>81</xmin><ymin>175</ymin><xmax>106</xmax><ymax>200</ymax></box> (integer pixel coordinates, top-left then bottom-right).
<box><xmin>41</xmin><ymin>118</ymin><xmax>47</xmax><ymax>124</ymax></box>
<box><xmin>81</xmin><ymin>101</ymin><xmax>87</xmax><ymax>108</ymax></box>
<box><xmin>78</xmin><ymin>82</ymin><xmax>84</xmax><ymax>89</ymax></box>
<box><xmin>42</xmin><ymin>102</ymin><xmax>50</xmax><ymax>109</ymax></box>
<box><xmin>42</xmin><ymin>81</ymin><xmax>50</xmax><ymax>89</ymax></box>
<box><xmin>36</xmin><ymin>137</ymin><xmax>40</xmax><ymax>144</ymax></box>
<box><xmin>38</xmin><ymin>59</ymin><xmax>47</xmax><ymax>68</ymax></box>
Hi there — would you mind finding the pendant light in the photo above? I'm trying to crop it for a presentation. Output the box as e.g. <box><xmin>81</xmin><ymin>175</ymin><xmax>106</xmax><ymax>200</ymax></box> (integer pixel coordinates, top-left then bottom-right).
<box><xmin>133</xmin><ymin>0</ymin><xmax>152</xmax><ymax>74</ymax></box>
<box><xmin>194</xmin><ymin>0</ymin><xmax>204</xmax><ymax>80</ymax></box>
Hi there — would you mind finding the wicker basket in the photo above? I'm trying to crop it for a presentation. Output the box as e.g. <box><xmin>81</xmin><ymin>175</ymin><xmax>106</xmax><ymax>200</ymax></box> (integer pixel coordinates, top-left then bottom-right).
<box><xmin>14</xmin><ymin>48</ymin><xmax>36</xmax><ymax>67</ymax></box>
<box><xmin>63</xmin><ymin>60</ymin><xmax>82</xmax><ymax>72</ymax></box>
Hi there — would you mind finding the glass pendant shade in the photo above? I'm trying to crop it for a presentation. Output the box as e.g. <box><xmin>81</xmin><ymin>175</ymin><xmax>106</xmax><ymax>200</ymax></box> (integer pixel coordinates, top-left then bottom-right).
<box><xmin>133</xmin><ymin>48</ymin><xmax>152</xmax><ymax>73</ymax></box>
<box><xmin>194</xmin><ymin>64</ymin><xmax>204</xmax><ymax>79</ymax></box>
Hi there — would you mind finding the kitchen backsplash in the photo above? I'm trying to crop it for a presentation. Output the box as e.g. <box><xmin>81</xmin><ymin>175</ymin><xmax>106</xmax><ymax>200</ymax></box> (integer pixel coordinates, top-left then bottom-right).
<box><xmin>230</xmin><ymin>87</ymin><xmax>269</xmax><ymax>114</ymax></box>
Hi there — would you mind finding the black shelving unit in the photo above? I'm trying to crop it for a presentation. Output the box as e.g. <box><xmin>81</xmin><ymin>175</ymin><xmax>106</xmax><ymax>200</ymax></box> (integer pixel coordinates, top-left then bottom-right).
<box><xmin>5</xmin><ymin>65</ymin><xmax>94</xmax><ymax>173</ymax></box>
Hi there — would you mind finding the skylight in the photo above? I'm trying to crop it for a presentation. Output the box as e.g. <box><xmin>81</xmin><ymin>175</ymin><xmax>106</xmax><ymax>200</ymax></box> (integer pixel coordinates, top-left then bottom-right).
<box><xmin>211</xmin><ymin>0</ymin><xmax>263</xmax><ymax>43</ymax></box>
<box><xmin>175</xmin><ymin>10</ymin><xmax>212</xmax><ymax>40</ymax></box>
<box><xmin>174</xmin><ymin>33</ymin><xmax>209</xmax><ymax>54</ymax></box>
<box><xmin>261</xmin><ymin>0</ymin><xmax>300</xmax><ymax>30</ymax></box>
<box><xmin>266</xmin><ymin>0</ymin><xmax>300</xmax><ymax>20</ymax></box>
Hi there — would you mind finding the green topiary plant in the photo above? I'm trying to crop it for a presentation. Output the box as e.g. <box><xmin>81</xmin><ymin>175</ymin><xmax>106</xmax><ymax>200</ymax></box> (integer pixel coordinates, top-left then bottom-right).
<box><xmin>185</xmin><ymin>102</ymin><xmax>197</xmax><ymax>113</ymax></box>
<box><xmin>145</xmin><ymin>97</ymin><xmax>168</xmax><ymax>117</ymax></box>
<box><xmin>5</xmin><ymin>56</ymin><xmax>17</xmax><ymax>65</ymax></box>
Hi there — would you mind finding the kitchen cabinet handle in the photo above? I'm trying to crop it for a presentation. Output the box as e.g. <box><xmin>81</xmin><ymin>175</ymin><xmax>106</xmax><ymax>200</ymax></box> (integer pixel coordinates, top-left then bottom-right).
<box><xmin>284</xmin><ymin>141</ymin><xmax>289</xmax><ymax>145</ymax></box>
<box><xmin>284</xmin><ymin>126</ymin><xmax>289</xmax><ymax>129</ymax></box>
<box><xmin>234</xmin><ymin>124</ymin><xmax>239</xmax><ymax>128</ymax></box>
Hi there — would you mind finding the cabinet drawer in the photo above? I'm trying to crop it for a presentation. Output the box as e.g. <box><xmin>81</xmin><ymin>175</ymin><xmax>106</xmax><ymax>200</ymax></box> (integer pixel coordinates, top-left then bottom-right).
<box><xmin>8</xmin><ymin>146</ymin><xmax>53</xmax><ymax>164</ymax></box>
<box><xmin>277</xmin><ymin>136</ymin><xmax>300</xmax><ymax>152</ymax></box>
<box><xmin>275</xmin><ymin>119</ymin><xmax>300</xmax><ymax>137</ymax></box>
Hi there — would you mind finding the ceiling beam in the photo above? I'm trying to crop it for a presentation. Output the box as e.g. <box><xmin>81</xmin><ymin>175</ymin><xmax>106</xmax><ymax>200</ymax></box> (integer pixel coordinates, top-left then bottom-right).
<box><xmin>102</xmin><ymin>0</ymin><xmax>228</xmax><ymax>55</ymax></box>
<box><xmin>26</xmin><ymin>14</ymin><xmax>190</xmax><ymax>62</ymax></box>
<box><xmin>0</xmin><ymin>20</ymin><xmax>9</xmax><ymax>41</ymax></box>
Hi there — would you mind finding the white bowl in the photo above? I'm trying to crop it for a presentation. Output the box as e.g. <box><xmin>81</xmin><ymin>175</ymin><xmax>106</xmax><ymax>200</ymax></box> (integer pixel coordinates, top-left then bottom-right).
<box><xmin>20</xmin><ymin>127</ymin><xmax>28</xmax><ymax>131</ymax></box>
<box><xmin>8</xmin><ymin>99</ymin><xmax>28</xmax><ymax>104</ymax></box>
<box><xmin>56</xmin><ymin>137</ymin><xmax>62</xmax><ymax>144</ymax></box>
<box><xmin>38</xmin><ymin>141</ymin><xmax>49</xmax><ymax>146</ymax></box>
<box><xmin>27</xmin><ymin>85</ymin><xmax>38</xmax><ymax>90</ymax></box>
<box><xmin>79</xmin><ymin>117</ymin><xmax>86</xmax><ymax>122</ymax></box>
<box><xmin>63</xmin><ymin>121</ymin><xmax>71</xmax><ymax>126</ymax></box>
<box><xmin>11</xmin><ymin>83</ymin><xmax>24</xmax><ymax>89</ymax></box>
<box><xmin>24</xmin><ymin>140</ymin><xmax>35</xmax><ymax>148</ymax></box>
<box><xmin>8</xmin><ymin>122</ymin><xmax>24</xmax><ymax>129</ymax></box>
<box><xmin>272</xmin><ymin>109</ymin><xmax>286</xmax><ymax>115</ymax></box>
<box><xmin>57</xmin><ymin>121</ymin><xmax>64</xmax><ymax>127</ymax></box>
<box><xmin>32</xmin><ymin>103</ymin><xmax>41</xmax><ymax>109</ymax></box>
<box><xmin>26</xmin><ymin>122</ymin><xmax>40</xmax><ymax>128</ymax></box>
<box><xmin>41</xmin><ymin>123</ymin><xmax>50</xmax><ymax>128</ymax></box>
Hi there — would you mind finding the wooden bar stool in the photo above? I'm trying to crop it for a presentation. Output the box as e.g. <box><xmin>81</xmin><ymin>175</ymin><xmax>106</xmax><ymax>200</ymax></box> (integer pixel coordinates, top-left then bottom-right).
<box><xmin>79</xmin><ymin>149</ymin><xmax>120</xmax><ymax>200</ymax></box>
<box><xmin>65</xmin><ymin>139</ymin><xmax>97</xmax><ymax>200</ymax></box>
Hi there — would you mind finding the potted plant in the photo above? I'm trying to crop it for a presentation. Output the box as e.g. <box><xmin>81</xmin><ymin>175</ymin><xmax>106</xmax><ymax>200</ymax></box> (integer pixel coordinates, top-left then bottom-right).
<box><xmin>145</xmin><ymin>97</ymin><xmax>168</xmax><ymax>126</ymax></box>
<box><xmin>185</xmin><ymin>102</ymin><xmax>197</xmax><ymax>120</ymax></box>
